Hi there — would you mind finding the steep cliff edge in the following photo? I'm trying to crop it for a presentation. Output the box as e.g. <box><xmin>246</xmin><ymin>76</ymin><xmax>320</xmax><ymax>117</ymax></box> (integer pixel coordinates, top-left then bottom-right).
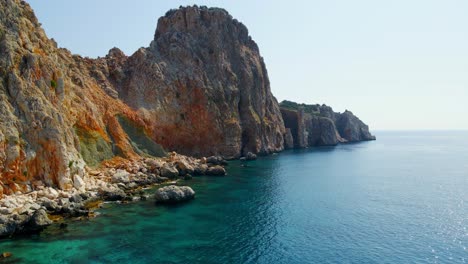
<box><xmin>0</xmin><ymin>0</ymin><xmax>168</xmax><ymax>196</ymax></box>
<box><xmin>0</xmin><ymin>1</ymin><xmax>284</xmax><ymax>197</ymax></box>
<box><xmin>0</xmin><ymin>0</ymin><xmax>374</xmax><ymax>199</ymax></box>
<box><xmin>111</xmin><ymin>6</ymin><xmax>285</xmax><ymax>158</ymax></box>
<box><xmin>280</xmin><ymin>101</ymin><xmax>375</xmax><ymax>148</ymax></box>
<box><xmin>0</xmin><ymin>1</ymin><xmax>377</xmax><ymax>237</ymax></box>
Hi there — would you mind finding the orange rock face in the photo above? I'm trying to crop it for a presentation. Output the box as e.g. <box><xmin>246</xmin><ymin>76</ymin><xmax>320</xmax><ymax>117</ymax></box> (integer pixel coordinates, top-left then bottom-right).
<box><xmin>0</xmin><ymin>2</ymin><xmax>285</xmax><ymax>195</ymax></box>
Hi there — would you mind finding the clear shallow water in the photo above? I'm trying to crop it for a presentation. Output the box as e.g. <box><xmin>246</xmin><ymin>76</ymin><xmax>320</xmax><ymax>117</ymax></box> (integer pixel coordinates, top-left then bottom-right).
<box><xmin>1</xmin><ymin>131</ymin><xmax>467</xmax><ymax>263</ymax></box>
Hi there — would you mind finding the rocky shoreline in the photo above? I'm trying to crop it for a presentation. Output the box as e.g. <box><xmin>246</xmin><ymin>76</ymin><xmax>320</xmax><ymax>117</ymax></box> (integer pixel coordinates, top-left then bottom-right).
<box><xmin>0</xmin><ymin>1</ymin><xmax>376</xmax><ymax>243</ymax></box>
<box><xmin>0</xmin><ymin>153</ymin><xmax>227</xmax><ymax>238</ymax></box>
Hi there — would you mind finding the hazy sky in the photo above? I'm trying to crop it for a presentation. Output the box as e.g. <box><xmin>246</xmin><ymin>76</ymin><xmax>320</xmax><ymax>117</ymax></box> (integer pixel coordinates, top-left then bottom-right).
<box><xmin>28</xmin><ymin>0</ymin><xmax>468</xmax><ymax>130</ymax></box>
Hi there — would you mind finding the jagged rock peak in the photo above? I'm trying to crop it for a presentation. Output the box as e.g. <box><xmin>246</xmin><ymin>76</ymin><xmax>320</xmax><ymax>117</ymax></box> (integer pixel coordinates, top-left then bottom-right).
<box><xmin>153</xmin><ymin>5</ymin><xmax>258</xmax><ymax>52</ymax></box>
<box><xmin>107</xmin><ymin>47</ymin><xmax>126</xmax><ymax>59</ymax></box>
<box><xmin>119</xmin><ymin>4</ymin><xmax>284</xmax><ymax>158</ymax></box>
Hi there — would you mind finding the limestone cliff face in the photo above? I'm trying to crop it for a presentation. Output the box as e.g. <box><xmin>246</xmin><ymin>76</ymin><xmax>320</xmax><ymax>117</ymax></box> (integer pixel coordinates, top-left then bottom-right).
<box><xmin>0</xmin><ymin>0</ymin><xmax>165</xmax><ymax>196</ymax></box>
<box><xmin>0</xmin><ymin>1</ymin><xmax>284</xmax><ymax>196</ymax></box>
<box><xmin>280</xmin><ymin>101</ymin><xmax>375</xmax><ymax>148</ymax></box>
<box><xmin>0</xmin><ymin>1</ymin><xmax>375</xmax><ymax>198</ymax></box>
<box><xmin>112</xmin><ymin>6</ymin><xmax>285</xmax><ymax>158</ymax></box>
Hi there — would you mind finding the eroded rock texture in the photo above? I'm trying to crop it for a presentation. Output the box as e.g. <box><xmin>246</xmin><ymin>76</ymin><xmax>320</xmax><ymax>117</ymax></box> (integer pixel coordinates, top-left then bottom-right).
<box><xmin>0</xmin><ymin>1</ymin><xmax>284</xmax><ymax>196</ymax></box>
<box><xmin>280</xmin><ymin>101</ymin><xmax>375</xmax><ymax>148</ymax></box>
<box><xmin>0</xmin><ymin>1</ymin><xmax>375</xmax><ymax>198</ymax></box>
<box><xmin>113</xmin><ymin>6</ymin><xmax>285</xmax><ymax>158</ymax></box>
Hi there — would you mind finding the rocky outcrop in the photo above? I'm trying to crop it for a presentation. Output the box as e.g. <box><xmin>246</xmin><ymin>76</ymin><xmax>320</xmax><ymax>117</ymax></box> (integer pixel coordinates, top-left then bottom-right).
<box><xmin>280</xmin><ymin>101</ymin><xmax>375</xmax><ymax>148</ymax></box>
<box><xmin>24</xmin><ymin>209</ymin><xmax>52</xmax><ymax>231</ymax></box>
<box><xmin>0</xmin><ymin>152</ymin><xmax>227</xmax><ymax>237</ymax></box>
<box><xmin>154</xmin><ymin>185</ymin><xmax>195</xmax><ymax>203</ymax></box>
<box><xmin>0</xmin><ymin>1</ymin><xmax>377</xmax><ymax>238</ymax></box>
<box><xmin>206</xmin><ymin>165</ymin><xmax>227</xmax><ymax>176</ymax></box>
<box><xmin>335</xmin><ymin>110</ymin><xmax>375</xmax><ymax>142</ymax></box>
<box><xmin>114</xmin><ymin>6</ymin><xmax>285</xmax><ymax>158</ymax></box>
<box><xmin>0</xmin><ymin>1</ymin><xmax>284</xmax><ymax>198</ymax></box>
<box><xmin>0</xmin><ymin>0</ymin><xmax>163</xmax><ymax>197</ymax></box>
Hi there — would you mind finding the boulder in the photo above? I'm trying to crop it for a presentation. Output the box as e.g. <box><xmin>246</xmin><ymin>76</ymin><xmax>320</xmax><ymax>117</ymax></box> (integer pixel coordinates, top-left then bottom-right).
<box><xmin>246</xmin><ymin>152</ymin><xmax>257</xmax><ymax>161</ymax></box>
<box><xmin>69</xmin><ymin>194</ymin><xmax>83</xmax><ymax>203</ymax></box>
<box><xmin>206</xmin><ymin>165</ymin><xmax>227</xmax><ymax>176</ymax></box>
<box><xmin>0</xmin><ymin>223</ymin><xmax>17</xmax><ymax>237</ymax></box>
<box><xmin>175</xmin><ymin>160</ymin><xmax>195</xmax><ymax>176</ymax></box>
<box><xmin>73</xmin><ymin>174</ymin><xmax>86</xmax><ymax>192</ymax></box>
<box><xmin>111</xmin><ymin>169</ymin><xmax>131</xmax><ymax>183</ymax></box>
<box><xmin>206</xmin><ymin>156</ymin><xmax>228</xmax><ymax>166</ymax></box>
<box><xmin>160</xmin><ymin>164</ymin><xmax>179</xmax><ymax>179</ymax></box>
<box><xmin>193</xmin><ymin>164</ymin><xmax>208</xmax><ymax>175</ymax></box>
<box><xmin>156</xmin><ymin>176</ymin><xmax>169</xmax><ymax>183</ymax></box>
<box><xmin>45</xmin><ymin>188</ymin><xmax>60</xmax><ymax>200</ymax></box>
<box><xmin>154</xmin><ymin>185</ymin><xmax>195</xmax><ymax>204</ymax></box>
<box><xmin>99</xmin><ymin>188</ymin><xmax>127</xmax><ymax>201</ymax></box>
<box><xmin>145</xmin><ymin>159</ymin><xmax>164</xmax><ymax>172</ymax></box>
<box><xmin>0</xmin><ymin>207</ymin><xmax>13</xmax><ymax>215</ymax></box>
<box><xmin>26</xmin><ymin>209</ymin><xmax>52</xmax><ymax>231</ymax></box>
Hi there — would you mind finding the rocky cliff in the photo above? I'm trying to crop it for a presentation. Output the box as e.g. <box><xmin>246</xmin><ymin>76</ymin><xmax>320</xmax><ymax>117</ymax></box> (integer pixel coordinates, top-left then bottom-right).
<box><xmin>111</xmin><ymin>6</ymin><xmax>285</xmax><ymax>158</ymax></box>
<box><xmin>0</xmin><ymin>1</ymin><xmax>284</xmax><ymax>197</ymax></box>
<box><xmin>280</xmin><ymin>101</ymin><xmax>375</xmax><ymax>148</ymax></box>
<box><xmin>0</xmin><ymin>0</ymin><xmax>375</xmax><ymax>201</ymax></box>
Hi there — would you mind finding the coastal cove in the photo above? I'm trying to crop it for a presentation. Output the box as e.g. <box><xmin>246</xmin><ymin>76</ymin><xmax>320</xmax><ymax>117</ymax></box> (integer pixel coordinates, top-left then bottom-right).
<box><xmin>1</xmin><ymin>131</ymin><xmax>466</xmax><ymax>263</ymax></box>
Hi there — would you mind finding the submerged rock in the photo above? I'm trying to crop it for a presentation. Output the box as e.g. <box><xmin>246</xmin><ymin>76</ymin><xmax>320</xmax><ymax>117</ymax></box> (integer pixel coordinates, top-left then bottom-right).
<box><xmin>154</xmin><ymin>185</ymin><xmax>195</xmax><ymax>203</ymax></box>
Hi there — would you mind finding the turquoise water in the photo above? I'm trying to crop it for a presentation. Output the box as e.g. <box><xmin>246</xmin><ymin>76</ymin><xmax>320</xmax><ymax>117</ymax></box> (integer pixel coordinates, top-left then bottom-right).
<box><xmin>1</xmin><ymin>131</ymin><xmax>467</xmax><ymax>263</ymax></box>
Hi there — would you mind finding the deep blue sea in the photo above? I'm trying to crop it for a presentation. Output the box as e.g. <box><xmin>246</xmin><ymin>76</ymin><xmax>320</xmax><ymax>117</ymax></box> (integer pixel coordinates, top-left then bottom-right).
<box><xmin>1</xmin><ymin>131</ymin><xmax>467</xmax><ymax>263</ymax></box>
